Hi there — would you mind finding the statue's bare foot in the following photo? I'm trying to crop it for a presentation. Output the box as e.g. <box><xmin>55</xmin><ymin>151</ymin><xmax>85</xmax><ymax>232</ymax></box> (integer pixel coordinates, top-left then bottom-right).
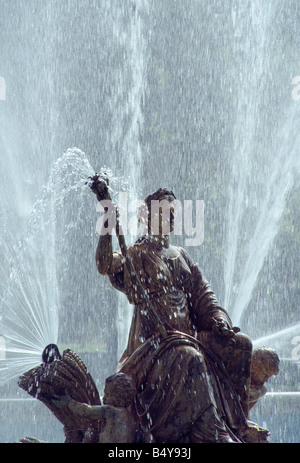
<box><xmin>242</xmin><ymin>420</ymin><xmax>270</xmax><ymax>443</ymax></box>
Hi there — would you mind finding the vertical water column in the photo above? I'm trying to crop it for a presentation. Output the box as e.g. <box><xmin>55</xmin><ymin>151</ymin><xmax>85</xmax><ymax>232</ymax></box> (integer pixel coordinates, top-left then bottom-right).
<box><xmin>230</xmin><ymin>104</ymin><xmax>300</xmax><ymax>328</ymax></box>
<box><xmin>0</xmin><ymin>76</ymin><xmax>6</xmax><ymax>101</ymax></box>
<box><xmin>223</xmin><ymin>1</ymin><xmax>276</xmax><ymax>319</ymax></box>
<box><xmin>121</xmin><ymin>1</ymin><xmax>148</xmax><ymax>197</ymax></box>
<box><xmin>107</xmin><ymin>1</ymin><xmax>150</xmax><ymax>359</ymax></box>
<box><xmin>223</xmin><ymin>0</ymin><xmax>300</xmax><ymax>331</ymax></box>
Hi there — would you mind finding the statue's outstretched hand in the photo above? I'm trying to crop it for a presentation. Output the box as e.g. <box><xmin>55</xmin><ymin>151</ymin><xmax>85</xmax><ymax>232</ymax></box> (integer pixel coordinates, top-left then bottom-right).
<box><xmin>88</xmin><ymin>174</ymin><xmax>111</xmax><ymax>202</ymax></box>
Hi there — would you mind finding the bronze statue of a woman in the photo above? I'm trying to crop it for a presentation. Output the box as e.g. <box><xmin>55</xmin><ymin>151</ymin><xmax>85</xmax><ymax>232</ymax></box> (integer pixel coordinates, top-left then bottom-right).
<box><xmin>91</xmin><ymin>177</ymin><xmax>270</xmax><ymax>443</ymax></box>
<box><xmin>17</xmin><ymin>177</ymin><xmax>279</xmax><ymax>444</ymax></box>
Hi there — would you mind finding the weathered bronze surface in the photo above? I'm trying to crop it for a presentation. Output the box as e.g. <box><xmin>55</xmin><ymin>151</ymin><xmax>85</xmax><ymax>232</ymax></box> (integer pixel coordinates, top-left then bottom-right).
<box><xmin>18</xmin><ymin>348</ymin><xmax>101</xmax><ymax>442</ymax></box>
<box><xmin>18</xmin><ymin>181</ymin><xmax>279</xmax><ymax>443</ymax></box>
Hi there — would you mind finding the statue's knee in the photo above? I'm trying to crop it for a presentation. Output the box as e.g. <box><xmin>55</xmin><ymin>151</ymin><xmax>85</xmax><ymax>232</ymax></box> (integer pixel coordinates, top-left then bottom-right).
<box><xmin>234</xmin><ymin>333</ymin><xmax>252</xmax><ymax>353</ymax></box>
<box><xmin>182</xmin><ymin>345</ymin><xmax>206</xmax><ymax>365</ymax></box>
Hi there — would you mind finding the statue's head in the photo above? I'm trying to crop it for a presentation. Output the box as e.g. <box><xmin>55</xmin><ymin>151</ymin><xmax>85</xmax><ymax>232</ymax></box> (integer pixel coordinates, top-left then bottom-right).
<box><xmin>138</xmin><ymin>188</ymin><xmax>176</xmax><ymax>236</ymax></box>
<box><xmin>251</xmin><ymin>347</ymin><xmax>280</xmax><ymax>387</ymax></box>
<box><xmin>103</xmin><ymin>373</ymin><xmax>136</xmax><ymax>408</ymax></box>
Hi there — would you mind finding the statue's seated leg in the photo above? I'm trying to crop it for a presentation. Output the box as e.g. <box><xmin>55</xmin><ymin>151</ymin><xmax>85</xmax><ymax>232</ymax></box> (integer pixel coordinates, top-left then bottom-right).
<box><xmin>197</xmin><ymin>332</ymin><xmax>270</xmax><ymax>442</ymax></box>
<box><xmin>198</xmin><ymin>331</ymin><xmax>252</xmax><ymax>417</ymax></box>
<box><xmin>143</xmin><ymin>345</ymin><xmax>241</xmax><ymax>443</ymax></box>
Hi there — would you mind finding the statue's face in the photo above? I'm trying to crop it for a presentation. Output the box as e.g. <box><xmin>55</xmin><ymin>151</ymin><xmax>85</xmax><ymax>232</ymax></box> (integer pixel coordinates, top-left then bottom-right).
<box><xmin>103</xmin><ymin>383</ymin><xmax>132</xmax><ymax>408</ymax></box>
<box><xmin>252</xmin><ymin>362</ymin><xmax>279</xmax><ymax>386</ymax></box>
<box><xmin>148</xmin><ymin>195</ymin><xmax>175</xmax><ymax>235</ymax></box>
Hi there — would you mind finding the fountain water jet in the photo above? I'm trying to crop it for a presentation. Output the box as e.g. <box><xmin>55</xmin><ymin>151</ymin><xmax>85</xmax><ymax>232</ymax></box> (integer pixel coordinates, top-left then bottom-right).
<box><xmin>0</xmin><ymin>146</ymin><xmax>139</xmax><ymax>386</ymax></box>
<box><xmin>226</xmin><ymin>104</ymin><xmax>300</xmax><ymax>328</ymax></box>
<box><xmin>0</xmin><ymin>149</ymin><xmax>96</xmax><ymax>383</ymax></box>
<box><xmin>104</xmin><ymin>0</ymin><xmax>150</xmax><ymax>359</ymax></box>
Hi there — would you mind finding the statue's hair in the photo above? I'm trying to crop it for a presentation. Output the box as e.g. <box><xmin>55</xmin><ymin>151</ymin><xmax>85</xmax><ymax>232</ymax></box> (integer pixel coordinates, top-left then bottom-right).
<box><xmin>143</xmin><ymin>188</ymin><xmax>176</xmax><ymax>211</ymax></box>
<box><xmin>104</xmin><ymin>373</ymin><xmax>136</xmax><ymax>408</ymax></box>
<box><xmin>252</xmin><ymin>347</ymin><xmax>280</xmax><ymax>372</ymax></box>
<box><xmin>137</xmin><ymin>188</ymin><xmax>176</xmax><ymax>225</ymax></box>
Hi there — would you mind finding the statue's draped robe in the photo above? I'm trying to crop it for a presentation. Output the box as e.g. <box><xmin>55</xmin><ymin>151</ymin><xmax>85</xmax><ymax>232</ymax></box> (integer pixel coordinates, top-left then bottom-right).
<box><xmin>108</xmin><ymin>238</ymin><xmax>248</xmax><ymax>442</ymax></box>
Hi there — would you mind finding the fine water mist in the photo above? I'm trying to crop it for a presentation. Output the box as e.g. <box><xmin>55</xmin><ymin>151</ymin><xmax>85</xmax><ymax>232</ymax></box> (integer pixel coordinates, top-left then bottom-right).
<box><xmin>1</xmin><ymin>0</ymin><xmax>300</xmax><ymax>443</ymax></box>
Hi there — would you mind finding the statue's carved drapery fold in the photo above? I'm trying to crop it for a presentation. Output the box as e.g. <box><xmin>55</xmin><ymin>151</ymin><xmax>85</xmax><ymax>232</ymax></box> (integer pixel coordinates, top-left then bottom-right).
<box><xmin>109</xmin><ymin>241</ymin><xmax>232</xmax><ymax>361</ymax></box>
<box><xmin>106</xmin><ymin>237</ymin><xmax>252</xmax><ymax>442</ymax></box>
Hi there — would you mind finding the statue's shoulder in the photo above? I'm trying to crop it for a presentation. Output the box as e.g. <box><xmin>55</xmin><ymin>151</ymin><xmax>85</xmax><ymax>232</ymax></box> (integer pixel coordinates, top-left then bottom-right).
<box><xmin>177</xmin><ymin>246</ymin><xmax>194</xmax><ymax>265</ymax></box>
